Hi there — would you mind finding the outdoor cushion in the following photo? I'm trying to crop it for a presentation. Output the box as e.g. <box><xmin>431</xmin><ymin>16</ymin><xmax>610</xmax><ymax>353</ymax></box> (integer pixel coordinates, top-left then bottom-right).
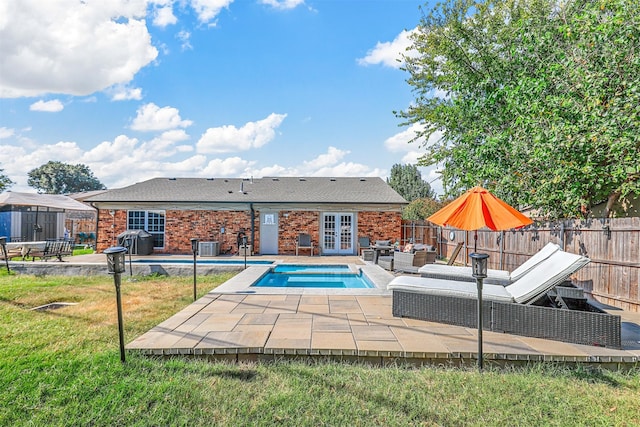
<box><xmin>389</xmin><ymin>248</ymin><xmax>590</xmax><ymax>305</ymax></box>
<box><xmin>375</xmin><ymin>240</ymin><xmax>391</xmax><ymax>246</ymax></box>
<box><xmin>417</xmin><ymin>242</ymin><xmax>561</xmax><ymax>285</ymax></box>
<box><xmin>506</xmin><ymin>250</ymin><xmax>590</xmax><ymax>303</ymax></box>
<box><xmin>509</xmin><ymin>242</ymin><xmax>562</xmax><ymax>281</ymax></box>
<box><xmin>387</xmin><ymin>275</ymin><xmax>514</xmax><ymax>303</ymax></box>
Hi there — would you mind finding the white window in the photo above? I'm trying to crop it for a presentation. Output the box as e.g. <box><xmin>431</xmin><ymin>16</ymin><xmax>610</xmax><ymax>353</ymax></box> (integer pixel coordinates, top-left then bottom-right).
<box><xmin>127</xmin><ymin>210</ymin><xmax>165</xmax><ymax>248</ymax></box>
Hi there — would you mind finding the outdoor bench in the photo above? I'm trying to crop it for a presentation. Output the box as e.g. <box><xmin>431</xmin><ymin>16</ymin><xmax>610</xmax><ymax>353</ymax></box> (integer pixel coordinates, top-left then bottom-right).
<box><xmin>30</xmin><ymin>240</ymin><xmax>73</xmax><ymax>262</ymax></box>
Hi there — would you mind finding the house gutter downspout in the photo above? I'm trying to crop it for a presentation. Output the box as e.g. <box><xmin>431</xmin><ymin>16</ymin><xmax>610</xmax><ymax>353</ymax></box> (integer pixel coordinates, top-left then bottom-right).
<box><xmin>249</xmin><ymin>203</ymin><xmax>255</xmax><ymax>249</ymax></box>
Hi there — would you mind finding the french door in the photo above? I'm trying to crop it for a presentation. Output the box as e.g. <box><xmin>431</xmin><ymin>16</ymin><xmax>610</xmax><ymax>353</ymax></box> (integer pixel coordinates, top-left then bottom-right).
<box><xmin>322</xmin><ymin>213</ymin><xmax>354</xmax><ymax>255</ymax></box>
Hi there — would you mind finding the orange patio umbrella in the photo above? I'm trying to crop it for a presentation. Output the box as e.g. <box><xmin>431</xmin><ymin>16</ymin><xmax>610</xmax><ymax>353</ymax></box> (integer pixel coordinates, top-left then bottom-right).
<box><xmin>428</xmin><ymin>186</ymin><xmax>533</xmax><ymax>252</ymax></box>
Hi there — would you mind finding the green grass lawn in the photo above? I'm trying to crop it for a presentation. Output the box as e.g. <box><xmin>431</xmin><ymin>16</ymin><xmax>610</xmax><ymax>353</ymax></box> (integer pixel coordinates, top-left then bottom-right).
<box><xmin>1</xmin><ymin>270</ymin><xmax>638</xmax><ymax>426</ymax></box>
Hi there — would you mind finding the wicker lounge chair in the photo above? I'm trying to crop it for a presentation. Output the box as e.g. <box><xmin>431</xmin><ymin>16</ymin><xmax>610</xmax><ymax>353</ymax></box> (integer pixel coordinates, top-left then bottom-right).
<box><xmin>389</xmin><ymin>251</ymin><xmax>622</xmax><ymax>348</ymax></box>
<box><xmin>418</xmin><ymin>242</ymin><xmax>561</xmax><ymax>285</ymax></box>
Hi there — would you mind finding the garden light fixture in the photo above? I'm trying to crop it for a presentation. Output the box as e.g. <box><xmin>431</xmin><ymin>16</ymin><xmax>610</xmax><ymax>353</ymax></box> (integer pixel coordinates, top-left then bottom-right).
<box><xmin>104</xmin><ymin>246</ymin><xmax>128</xmax><ymax>362</ymax></box>
<box><xmin>470</xmin><ymin>252</ymin><xmax>489</xmax><ymax>371</ymax></box>
<box><xmin>191</xmin><ymin>238</ymin><xmax>199</xmax><ymax>301</ymax></box>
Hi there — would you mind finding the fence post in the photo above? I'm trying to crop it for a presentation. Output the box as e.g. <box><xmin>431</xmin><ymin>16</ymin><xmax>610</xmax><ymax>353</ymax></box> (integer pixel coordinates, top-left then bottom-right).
<box><xmin>499</xmin><ymin>230</ymin><xmax>505</xmax><ymax>270</ymax></box>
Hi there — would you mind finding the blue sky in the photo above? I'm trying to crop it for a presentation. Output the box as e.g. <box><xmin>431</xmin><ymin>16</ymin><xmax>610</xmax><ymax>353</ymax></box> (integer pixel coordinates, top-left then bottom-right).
<box><xmin>0</xmin><ymin>0</ymin><xmax>441</xmax><ymax>194</ymax></box>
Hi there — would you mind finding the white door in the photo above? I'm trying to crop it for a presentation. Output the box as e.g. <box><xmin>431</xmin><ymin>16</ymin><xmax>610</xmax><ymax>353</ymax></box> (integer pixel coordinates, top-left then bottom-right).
<box><xmin>260</xmin><ymin>211</ymin><xmax>279</xmax><ymax>254</ymax></box>
<box><xmin>322</xmin><ymin>213</ymin><xmax>354</xmax><ymax>255</ymax></box>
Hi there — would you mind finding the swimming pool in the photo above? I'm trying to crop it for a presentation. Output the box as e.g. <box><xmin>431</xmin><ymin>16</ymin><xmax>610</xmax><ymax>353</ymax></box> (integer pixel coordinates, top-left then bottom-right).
<box><xmin>131</xmin><ymin>259</ymin><xmax>273</xmax><ymax>265</ymax></box>
<box><xmin>252</xmin><ymin>270</ymin><xmax>374</xmax><ymax>289</ymax></box>
<box><xmin>272</xmin><ymin>264</ymin><xmax>350</xmax><ymax>273</ymax></box>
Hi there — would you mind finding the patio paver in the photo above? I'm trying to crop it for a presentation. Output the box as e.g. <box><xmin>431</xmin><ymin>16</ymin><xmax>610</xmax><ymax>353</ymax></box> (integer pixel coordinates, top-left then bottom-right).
<box><xmin>127</xmin><ymin>291</ymin><xmax>640</xmax><ymax>367</ymax></box>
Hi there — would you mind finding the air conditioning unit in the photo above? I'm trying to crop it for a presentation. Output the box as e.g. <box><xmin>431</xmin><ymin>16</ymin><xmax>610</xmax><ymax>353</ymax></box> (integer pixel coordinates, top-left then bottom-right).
<box><xmin>198</xmin><ymin>241</ymin><xmax>219</xmax><ymax>257</ymax></box>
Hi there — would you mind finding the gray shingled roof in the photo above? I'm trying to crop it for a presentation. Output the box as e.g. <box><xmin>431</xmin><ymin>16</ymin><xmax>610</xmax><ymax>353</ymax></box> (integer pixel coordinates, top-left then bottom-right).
<box><xmin>85</xmin><ymin>177</ymin><xmax>408</xmax><ymax>205</ymax></box>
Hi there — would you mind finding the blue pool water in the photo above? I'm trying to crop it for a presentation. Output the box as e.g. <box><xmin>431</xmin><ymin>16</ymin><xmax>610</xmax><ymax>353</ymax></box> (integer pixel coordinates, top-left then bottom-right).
<box><xmin>252</xmin><ymin>272</ymin><xmax>374</xmax><ymax>288</ymax></box>
<box><xmin>272</xmin><ymin>264</ymin><xmax>350</xmax><ymax>273</ymax></box>
<box><xmin>132</xmin><ymin>259</ymin><xmax>273</xmax><ymax>265</ymax></box>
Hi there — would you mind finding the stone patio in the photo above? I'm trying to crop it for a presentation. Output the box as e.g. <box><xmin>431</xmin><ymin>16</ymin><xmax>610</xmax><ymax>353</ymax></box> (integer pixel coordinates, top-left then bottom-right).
<box><xmin>123</xmin><ymin>256</ymin><xmax>640</xmax><ymax>368</ymax></box>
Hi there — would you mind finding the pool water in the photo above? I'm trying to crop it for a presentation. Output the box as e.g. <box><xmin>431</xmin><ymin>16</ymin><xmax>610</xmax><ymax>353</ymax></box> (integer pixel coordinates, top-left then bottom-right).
<box><xmin>132</xmin><ymin>259</ymin><xmax>273</xmax><ymax>265</ymax></box>
<box><xmin>272</xmin><ymin>264</ymin><xmax>350</xmax><ymax>273</ymax></box>
<box><xmin>252</xmin><ymin>272</ymin><xmax>374</xmax><ymax>289</ymax></box>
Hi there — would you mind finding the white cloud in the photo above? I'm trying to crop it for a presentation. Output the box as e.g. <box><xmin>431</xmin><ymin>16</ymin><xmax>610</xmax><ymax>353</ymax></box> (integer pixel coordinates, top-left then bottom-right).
<box><xmin>1</xmin><ymin>134</ymin><xmax>389</xmax><ymax>192</ymax></box>
<box><xmin>201</xmin><ymin>157</ymin><xmax>255</xmax><ymax>176</ymax></box>
<box><xmin>384</xmin><ymin>124</ymin><xmax>444</xmax><ymax>195</ymax></box>
<box><xmin>111</xmin><ymin>86</ymin><xmax>143</xmax><ymax>101</ymax></box>
<box><xmin>140</xmin><ymin>130</ymin><xmax>192</xmax><ymax>158</ymax></box>
<box><xmin>29</xmin><ymin>99</ymin><xmax>64</xmax><ymax>112</ymax></box>
<box><xmin>130</xmin><ymin>103</ymin><xmax>193</xmax><ymax>131</ymax></box>
<box><xmin>358</xmin><ymin>28</ymin><xmax>418</xmax><ymax>69</ymax></box>
<box><xmin>152</xmin><ymin>5</ymin><xmax>177</xmax><ymax>27</ymax></box>
<box><xmin>301</xmin><ymin>146</ymin><xmax>349</xmax><ymax>170</ymax></box>
<box><xmin>196</xmin><ymin>113</ymin><xmax>287</xmax><ymax>153</ymax></box>
<box><xmin>259</xmin><ymin>0</ymin><xmax>305</xmax><ymax>10</ymax></box>
<box><xmin>0</xmin><ymin>0</ymin><xmax>158</xmax><ymax>98</ymax></box>
<box><xmin>0</xmin><ymin>127</ymin><xmax>15</xmax><ymax>139</ymax></box>
<box><xmin>177</xmin><ymin>31</ymin><xmax>193</xmax><ymax>50</ymax></box>
<box><xmin>190</xmin><ymin>0</ymin><xmax>234</xmax><ymax>24</ymax></box>
<box><xmin>247</xmin><ymin>146</ymin><xmax>385</xmax><ymax>178</ymax></box>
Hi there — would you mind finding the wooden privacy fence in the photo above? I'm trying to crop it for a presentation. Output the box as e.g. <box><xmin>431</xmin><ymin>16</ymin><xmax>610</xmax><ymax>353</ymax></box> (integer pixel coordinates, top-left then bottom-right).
<box><xmin>401</xmin><ymin>217</ymin><xmax>640</xmax><ymax>312</ymax></box>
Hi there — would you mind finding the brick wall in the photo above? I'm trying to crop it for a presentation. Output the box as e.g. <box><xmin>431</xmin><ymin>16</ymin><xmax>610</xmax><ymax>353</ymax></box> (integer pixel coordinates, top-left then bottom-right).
<box><xmin>277</xmin><ymin>211</ymin><xmax>320</xmax><ymax>254</ymax></box>
<box><xmin>164</xmin><ymin>210</ymin><xmax>256</xmax><ymax>254</ymax></box>
<box><xmin>96</xmin><ymin>208</ymin><xmax>401</xmax><ymax>255</ymax></box>
<box><xmin>357</xmin><ymin>211</ymin><xmax>403</xmax><ymax>244</ymax></box>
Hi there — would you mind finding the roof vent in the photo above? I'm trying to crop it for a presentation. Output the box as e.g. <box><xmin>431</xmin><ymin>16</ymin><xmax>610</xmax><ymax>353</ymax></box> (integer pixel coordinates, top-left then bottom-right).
<box><xmin>299</xmin><ymin>178</ymin><xmax>306</xmax><ymax>182</ymax></box>
<box><xmin>207</xmin><ymin>178</ymin><xmax>214</xmax><ymax>181</ymax></box>
<box><xmin>168</xmin><ymin>178</ymin><xmax>176</xmax><ymax>181</ymax></box>
<box><xmin>330</xmin><ymin>178</ymin><xmax>336</xmax><ymax>182</ymax></box>
<box><xmin>360</xmin><ymin>178</ymin><xmax>366</xmax><ymax>181</ymax></box>
<box><xmin>224</xmin><ymin>179</ymin><xmax>229</xmax><ymax>182</ymax></box>
<box><xmin>272</xmin><ymin>178</ymin><xmax>279</xmax><ymax>181</ymax></box>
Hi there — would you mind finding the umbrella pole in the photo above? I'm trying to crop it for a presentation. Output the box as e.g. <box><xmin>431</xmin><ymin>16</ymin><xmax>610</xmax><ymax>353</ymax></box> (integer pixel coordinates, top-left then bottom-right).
<box><xmin>474</xmin><ymin>230</ymin><xmax>477</xmax><ymax>253</ymax></box>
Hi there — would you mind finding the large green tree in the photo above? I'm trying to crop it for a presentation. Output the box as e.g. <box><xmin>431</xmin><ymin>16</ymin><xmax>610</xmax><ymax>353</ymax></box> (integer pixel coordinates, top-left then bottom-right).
<box><xmin>387</xmin><ymin>163</ymin><xmax>435</xmax><ymax>202</ymax></box>
<box><xmin>399</xmin><ymin>0</ymin><xmax>640</xmax><ymax>218</ymax></box>
<box><xmin>27</xmin><ymin>161</ymin><xmax>105</xmax><ymax>194</ymax></box>
<box><xmin>402</xmin><ymin>197</ymin><xmax>446</xmax><ymax>220</ymax></box>
<box><xmin>0</xmin><ymin>169</ymin><xmax>13</xmax><ymax>192</ymax></box>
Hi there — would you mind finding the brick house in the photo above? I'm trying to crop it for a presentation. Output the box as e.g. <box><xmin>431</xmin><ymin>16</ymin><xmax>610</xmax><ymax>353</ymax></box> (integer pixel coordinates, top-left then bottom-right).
<box><xmin>85</xmin><ymin>177</ymin><xmax>407</xmax><ymax>255</ymax></box>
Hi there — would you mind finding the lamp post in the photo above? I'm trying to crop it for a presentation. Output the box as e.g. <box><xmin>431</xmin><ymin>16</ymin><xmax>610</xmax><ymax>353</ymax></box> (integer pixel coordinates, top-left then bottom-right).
<box><xmin>470</xmin><ymin>252</ymin><xmax>489</xmax><ymax>371</ymax></box>
<box><xmin>191</xmin><ymin>238</ymin><xmax>199</xmax><ymax>301</ymax></box>
<box><xmin>123</xmin><ymin>236</ymin><xmax>133</xmax><ymax>278</ymax></box>
<box><xmin>104</xmin><ymin>246</ymin><xmax>128</xmax><ymax>363</ymax></box>
<box><xmin>0</xmin><ymin>237</ymin><xmax>9</xmax><ymax>273</ymax></box>
<box><xmin>242</xmin><ymin>235</ymin><xmax>248</xmax><ymax>270</ymax></box>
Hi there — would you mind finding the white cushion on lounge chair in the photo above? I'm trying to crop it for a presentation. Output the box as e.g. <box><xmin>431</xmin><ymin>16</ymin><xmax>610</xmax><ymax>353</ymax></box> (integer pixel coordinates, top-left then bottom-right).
<box><xmin>389</xmin><ymin>248</ymin><xmax>589</xmax><ymax>305</ymax></box>
<box><xmin>506</xmin><ymin>250</ymin><xmax>590</xmax><ymax>303</ymax></box>
<box><xmin>417</xmin><ymin>265</ymin><xmax>511</xmax><ymax>284</ymax></box>
<box><xmin>417</xmin><ymin>242</ymin><xmax>561</xmax><ymax>284</ymax></box>
<box><xmin>387</xmin><ymin>275</ymin><xmax>514</xmax><ymax>303</ymax></box>
<box><xmin>509</xmin><ymin>242</ymin><xmax>562</xmax><ymax>281</ymax></box>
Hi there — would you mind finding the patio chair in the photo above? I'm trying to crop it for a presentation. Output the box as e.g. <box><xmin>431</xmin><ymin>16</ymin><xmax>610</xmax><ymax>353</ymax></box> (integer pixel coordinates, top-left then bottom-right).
<box><xmin>296</xmin><ymin>233</ymin><xmax>314</xmax><ymax>256</ymax></box>
<box><xmin>358</xmin><ymin>236</ymin><xmax>374</xmax><ymax>261</ymax></box>
<box><xmin>418</xmin><ymin>242</ymin><xmax>561</xmax><ymax>285</ymax></box>
<box><xmin>393</xmin><ymin>248</ymin><xmax>437</xmax><ymax>273</ymax></box>
<box><xmin>388</xmin><ymin>251</ymin><xmax>621</xmax><ymax>348</ymax></box>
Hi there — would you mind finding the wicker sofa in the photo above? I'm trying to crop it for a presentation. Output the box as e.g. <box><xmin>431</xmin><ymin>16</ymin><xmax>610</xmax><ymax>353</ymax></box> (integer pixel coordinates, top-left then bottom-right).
<box><xmin>393</xmin><ymin>250</ymin><xmax>437</xmax><ymax>273</ymax></box>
